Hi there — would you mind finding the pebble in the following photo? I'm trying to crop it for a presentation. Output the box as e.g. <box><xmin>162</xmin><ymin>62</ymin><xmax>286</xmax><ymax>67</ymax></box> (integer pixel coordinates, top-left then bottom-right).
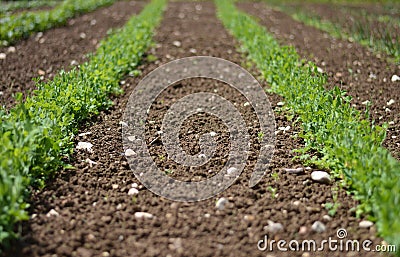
<box><xmin>79</xmin><ymin>32</ymin><xmax>86</xmax><ymax>39</ymax></box>
<box><xmin>283</xmin><ymin>167</ymin><xmax>304</xmax><ymax>174</ymax></box>
<box><xmin>134</xmin><ymin>212</ymin><xmax>153</xmax><ymax>219</ymax></box>
<box><xmin>311</xmin><ymin>221</ymin><xmax>326</xmax><ymax>233</ymax></box>
<box><xmin>278</xmin><ymin>126</ymin><xmax>290</xmax><ymax>132</ymax></box>
<box><xmin>316</xmin><ymin>67</ymin><xmax>323</xmax><ymax>73</ymax></box>
<box><xmin>189</xmin><ymin>48</ymin><xmax>197</xmax><ymax>53</ymax></box>
<box><xmin>216</xmin><ymin>197</ymin><xmax>228</xmax><ymax>210</ymax></box>
<box><xmin>311</xmin><ymin>171</ymin><xmax>331</xmax><ymax>184</ymax></box>
<box><xmin>85</xmin><ymin>158</ymin><xmax>97</xmax><ymax>167</ymax></box>
<box><xmin>46</xmin><ymin>209</ymin><xmax>59</xmax><ymax>217</ymax></box>
<box><xmin>276</xmin><ymin>101</ymin><xmax>285</xmax><ymax>106</ymax></box>
<box><xmin>391</xmin><ymin>74</ymin><xmax>400</xmax><ymax>82</ymax></box>
<box><xmin>76</xmin><ymin>142</ymin><xmax>93</xmax><ymax>153</ymax></box>
<box><xmin>243</xmin><ymin>102</ymin><xmax>250</xmax><ymax>107</ymax></box>
<box><xmin>359</xmin><ymin>220</ymin><xmax>374</xmax><ymax>228</ymax></box>
<box><xmin>0</xmin><ymin>53</ymin><xmax>6</xmax><ymax>59</ymax></box>
<box><xmin>227</xmin><ymin>167</ymin><xmax>238</xmax><ymax>175</ymax></box>
<box><xmin>38</xmin><ymin>69</ymin><xmax>45</xmax><ymax>75</ymax></box>
<box><xmin>0</xmin><ymin>91</ymin><xmax>3</xmax><ymax>96</ymax></box>
<box><xmin>128</xmin><ymin>188</ymin><xmax>139</xmax><ymax>195</ymax></box>
<box><xmin>70</xmin><ymin>60</ymin><xmax>79</xmax><ymax>66</ymax></box>
<box><xmin>128</xmin><ymin>136</ymin><xmax>136</xmax><ymax>142</ymax></box>
<box><xmin>90</xmin><ymin>19</ymin><xmax>97</xmax><ymax>26</ymax></box>
<box><xmin>299</xmin><ymin>226</ymin><xmax>307</xmax><ymax>235</ymax></box>
<box><xmin>209</xmin><ymin>131</ymin><xmax>217</xmax><ymax>137</ymax></box>
<box><xmin>112</xmin><ymin>184</ymin><xmax>118</xmax><ymax>189</ymax></box>
<box><xmin>264</xmin><ymin>220</ymin><xmax>284</xmax><ymax>233</ymax></box>
<box><xmin>361</xmin><ymin>100</ymin><xmax>370</xmax><ymax>105</ymax></box>
<box><xmin>322</xmin><ymin>214</ymin><xmax>332</xmax><ymax>221</ymax></box>
<box><xmin>172</xmin><ymin>41</ymin><xmax>181</xmax><ymax>47</ymax></box>
<box><xmin>387</xmin><ymin>99</ymin><xmax>395</xmax><ymax>106</ymax></box>
<box><xmin>125</xmin><ymin>149</ymin><xmax>136</xmax><ymax>157</ymax></box>
<box><xmin>7</xmin><ymin>46</ymin><xmax>16</xmax><ymax>53</ymax></box>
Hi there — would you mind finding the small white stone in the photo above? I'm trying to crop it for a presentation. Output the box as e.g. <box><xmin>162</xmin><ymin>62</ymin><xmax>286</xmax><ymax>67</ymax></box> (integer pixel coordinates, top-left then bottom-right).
<box><xmin>119</xmin><ymin>121</ymin><xmax>128</xmax><ymax>127</ymax></box>
<box><xmin>227</xmin><ymin>167</ymin><xmax>238</xmax><ymax>175</ymax></box>
<box><xmin>112</xmin><ymin>184</ymin><xmax>119</xmax><ymax>189</ymax></box>
<box><xmin>311</xmin><ymin>171</ymin><xmax>331</xmax><ymax>184</ymax></box>
<box><xmin>0</xmin><ymin>91</ymin><xmax>3</xmax><ymax>96</ymax></box>
<box><xmin>125</xmin><ymin>149</ymin><xmax>136</xmax><ymax>157</ymax></box>
<box><xmin>385</xmin><ymin>108</ymin><xmax>391</xmax><ymax>113</ymax></box>
<box><xmin>244</xmin><ymin>102</ymin><xmax>250</xmax><ymax>107</ymax></box>
<box><xmin>134</xmin><ymin>212</ymin><xmax>153</xmax><ymax>219</ymax></box>
<box><xmin>131</xmin><ymin>183</ymin><xmax>138</xmax><ymax>188</ymax></box>
<box><xmin>387</xmin><ymin>99</ymin><xmax>395</xmax><ymax>106</ymax></box>
<box><xmin>293</xmin><ymin>200</ymin><xmax>301</xmax><ymax>206</ymax></box>
<box><xmin>322</xmin><ymin>215</ymin><xmax>332</xmax><ymax>221</ymax></box>
<box><xmin>361</xmin><ymin>100</ymin><xmax>370</xmax><ymax>105</ymax></box>
<box><xmin>216</xmin><ymin>197</ymin><xmax>228</xmax><ymax>210</ymax></box>
<box><xmin>278</xmin><ymin>126</ymin><xmax>290</xmax><ymax>132</ymax></box>
<box><xmin>264</xmin><ymin>220</ymin><xmax>284</xmax><ymax>233</ymax></box>
<box><xmin>369</xmin><ymin>73</ymin><xmax>377</xmax><ymax>79</ymax></box>
<box><xmin>276</xmin><ymin>101</ymin><xmax>285</xmax><ymax>106</ymax></box>
<box><xmin>128</xmin><ymin>188</ymin><xmax>139</xmax><ymax>195</ymax></box>
<box><xmin>317</xmin><ymin>67</ymin><xmax>323</xmax><ymax>73</ymax></box>
<box><xmin>128</xmin><ymin>136</ymin><xmax>136</xmax><ymax>142</ymax></box>
<box><xmin>85</xmin><ymin>158</ymin><xmax>97</xmax><ymax>167</ymax></box>
<box><xmin>283</xmin><ymin>167</ymin><xmax>304</xmax><ymax>174</ymax></box>
<box><xmin>70</xmin><ymin>60</ymin><xmax>79</xmax><ymax>66</ymax></box>
<box><xmin>391</xmin><ymin>74</ymin><xmax>400</xmax><ymax>82</ymax></box>
<box><xmin>209</xmin><ymin>131</ymin><xmax>217</xmax><ymax>137</ymax></box>
<box><xmin>78</xmin><ymin>131</ymin><xmax>92</xmax><ymax>137</ymax></box>
<box><xmin>359</xmin><ymin>220</ymin><xmax>374</xmax><ymax>228</ymax></box>
<box><xmin>46</xmin><ymin>209</ymin><xmax>59</xmax><ymax>217</ymax></box>
<box><xmin>76</xmin><ymin>142</ymin><xmax>93</xmax><ymax>153</ymax></box>
<box><xmin>311</xmin><ymin>221</ymin><xmax>326</xmax><ymax>233</ymax></box>
<box><xmin>7</xmin><ymin>46</ymin><xmax>16</xmax><ymax>53</ymax></box>
<box><xmin>189</xmin><ymin>48</ymin><xmax>197</xmax><ymax>54</ymax></box>
<box><xmin>79</xmin><ymin>32</ymin><xmax>86</xmax><ymax>39</ymax></box>
<box><xmin>90</xmin><ymin>19</ymin><xmax>97</xmax><ymax>26</ymax></box>
<box><xmin>204</xmin><ymin>213</ymin><xmax>211</xmax><ymax>218</ymax></box>
<box><xmin>0</xmin><ymin>53</ymin><xmax>6</xmax><ymax>60</ymax></box>
<box><xmin>172</xmin><ymin>41</ymin><xmax>181</xmax><ymax>47</ymax></box>
<box><xmin>198</xmin><ymin>153</ymin><xmax>207</xmax><ymax>159</ymax></box>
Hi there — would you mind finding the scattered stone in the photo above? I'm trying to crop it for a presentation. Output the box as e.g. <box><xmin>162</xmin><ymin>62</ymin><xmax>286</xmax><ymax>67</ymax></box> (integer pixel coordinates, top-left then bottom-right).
<box><xmin>172</xmin><ymin>41</ymin><xmax>181</xmax><ymax>47</ymax></box>
<box><xmin>244</xmin><ymin>215</ymin><xmax>255</xmax><ymax>221</ymax></box>
<box><xmin>276</xmin><ymin>101</ymin><xmax>285</xmax><ymax>106</ymax></box>
<box><xmin>278</xmin><ymin>126</ymin><xmax>290</xmax><ymax>132</ymax></box>
<box><xmin>387</xmin><ymin>99</ymin><xmax>395</xmax><ymax>106</ymax></box>
<box><xmin>101</xmin><ymin>216</ymin><xmax>112</xmax><ymax>223</ymax></box>
<box><xmin>209</xmin><ymin>131</ymin><xmax>217</xmax><ymax>137</ymax></box>
<box><xmin>134</xmin><ymin>212</ymin><xmax>153</xmax><ymax>219</ymax></box>
<box><xmin>189</xmin><ymin>48</ymin><xmax>197</xmax><ymax>54</ymax></box>
<box><xmin>125</xmin><ymin>149</ymin><xmax>136</xmax><ymax>157</ymax></box>
<box><xmin>359</xmin><ymin>220</ymin><xmax>374</xmax><ymax>228</ymax></box>
<box><xmin>369</xmin><ymin>73</ymin><xmax>377</xmax><ymax>79</ymax></box>
<box><xmin>79</xmin><ymin>32</ymin><xmax>86</xmax><ymax>39</ymax></box>
<box><xmin>322</xmin><ymin>215</ymin><xmax>332</xmax><ymax>222</ymax></box>
<box><xmin>7</xmin><ymin>46</ymin><xmax>16</xmax><ymax>53</ymax></box>
<box><xmin>361</xmin><ymin>100</ymin><xmax>370</xmax><ymax>105</ymax></box>
<box><xmin>85</xmin><ymin>158</ymin><xmax>97</xmax><ymax>167</ymax></box>
<box><xmin>292</xmin><ymin>200</ymin><xmax>301</xmax><ymax>206</ymax></box>
<box><xmin>385</xmin><ymin>108</ymin><xmax>391</xmax><ymax>113</ymax></box>
<box><xmin>76</xmin><ymin>142</ymin><xmax>93</xmax><ymax>153</ymax></box>
<box><xmin>243</xmin><ymin>102</ymin><xmax>250</xmax><ymax>107</ymax></box>
<box><xmin>311</xmin><ymin>171</ymin><xmax>331</xmax><ymax>184</ymax></box>
<box><xmin>90</xmin><ymin>19</ymin><xmax>97</xmax><ymax>26</ymax></box>
<box><xmin>112</xmin><ymin>184</ymin><xmax>119</xmax><ymax>189</ymax></box>
<box><xmin>0</xmin><ymin>53</ymin><xmax>6</xmax><ymax>59</ymax></box>
<box><xmin>38</xmin><ymin>69</ymin><xmax>46</xmax><ymax>75</ymax></box>
<box><xmin>227</xmin><ymin>167</ymin><xmax>238</xmax><ymax>175</ymax></box>
<box><xmin>204</xmin><ymin>213</ymin><xmax>211</xmax><ymax>218</ymax></box>
<box><xmin>0</xmin><ymin>91</ymin><xmax>3</xmax><ymax>96</ymax></box>
<box><xmin>216</xmin><ymin>197</ymin><xmax>228</xmax><ymax>210</ymax></box>
<box><xmin>78</xmin><ymin>131</ymin><xmax>92</xmax><ymax>137</ymax></box>
<box><xmin>128</xmin><ymin>188</ymin><xmax>139</xmax><ymax>195</ymax></box>
<box><xmin>101</xmin><ymin>252</ymin><xmax>110</xmax><ymax>257</ymax></box>
<box><xmin>391</xmin><ymin>74</ymin><xmax>400</xmax><ymax>82</ymax></box>
<box><xmin>119</xmin><ymin>121</ymin><xmax>128</xmax><ymax>127</ymax></box>
<box><xmin>335</xmin><ymin>72</ymin><xmax>342</xmax><ymax>77</ymax></box>
<box><xmin>70</xmin><ymin>60</ymin><xmax>79</xmax><ymax>66</ymax></box>
<box><xmin>299</xmin><ymin>226</ymin><xmax>307</xmax><ymax>235</ymax></box>
<box><xmin>311</xmin><ymin>221</ymin><xmax>326</xmax><ymax>233</ymax></box>
<box><xmin>131</xmin><ymin>183</ymin><xmax>138</xmax><ymax>188</ymax></box>
<box><xmin>316</xmin><ymin>67</ymin><xmax>323</xmax><ymax>73</ymax></box>
<box><xmin>198</xmin><ymin>153</ymin><xmax>206</xmax><ymax>159</ymax></box>
<box><xmin>46</xmin><ymin>209</ymin><xmax>59</xmax><ymax>217</ymax></box>
<box><xmin>283</xmin><ymin>167</ymin><xmax>304</xmax><ymax>174</ymax></box>
<box><xmin>264</xmin><ymin>220</ymin><xmax>284</xmax><ymax>234</ymax></box>
<box><xmin>128</xmin><ymin>136</ymin><xmax>136</xmax><ymax>142</ymax></box>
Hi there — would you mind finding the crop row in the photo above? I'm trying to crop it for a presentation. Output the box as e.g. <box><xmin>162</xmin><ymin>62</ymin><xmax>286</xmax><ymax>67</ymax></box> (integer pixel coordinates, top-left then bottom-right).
<box><xmin>0</xmin><ymin>1</ymin><xmax>60</xmax><ymax>15</ymax></box>
<box><xmin>0</xmin><ymin>0</ymin><xmax>116</xmax><ymax>46</ymax></box>
<box><xmin>268</xmin><ymin>2</ymin><xmax>400</xmax><ymax>63</ymax></box>
<box><xmin>216</xmin><ymin>0</ymin><xmax>400</xmax><ymax>252</ymax></box>
<box><xmin>0</xmin><ymin>0</ymin><xmax>166</xmax><ymax>247</ymax></box>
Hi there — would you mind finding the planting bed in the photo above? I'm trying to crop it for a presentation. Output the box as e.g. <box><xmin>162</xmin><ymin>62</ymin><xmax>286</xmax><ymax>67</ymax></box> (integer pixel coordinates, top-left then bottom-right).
<box><xmin>239</xmin><ymin>1</ymin><xmax>400</xmax><ymax>159</ymax></box>
<box><xmin>1</xmin><ymin>0</ymin><xmax>399</xmax><ymax>257</ymax></box>
<box><xmin>0</xmin><ymin>0</ymin><xmax>144</xmax><ymax>108</ymax></box>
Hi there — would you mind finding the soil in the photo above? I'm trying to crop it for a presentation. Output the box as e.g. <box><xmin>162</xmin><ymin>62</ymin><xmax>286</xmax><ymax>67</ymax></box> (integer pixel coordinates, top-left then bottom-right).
<box><xmin>0</xmin><ymin>0</ymin><xmax>145</xmax><ymax>108</ymax></box>
<box><xmin>3</xmin><ymin>2</ymin><xmax>385</xmax><ymax>257</ymax></box>
<box><xmin>238</xmin><ymin>2</ymin><xmax>400</xmax><ymax>160</ymax></box>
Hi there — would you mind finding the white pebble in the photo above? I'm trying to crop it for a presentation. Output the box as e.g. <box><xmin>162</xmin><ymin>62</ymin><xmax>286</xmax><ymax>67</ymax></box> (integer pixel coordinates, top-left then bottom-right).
<box><xmin>322</xmin><ymin>215</ymin><xmax>332</xmax><ymax>221</ymax></box>
<box><xmin>387</xmin><ymin>99</ymin><xmax>395</xmax><ymax>106</ymax></box>
<box><xmin>79</xmin><ymin>32</ymin><xmax>86</xmax><ymax>39</ymax></box>
<box><xmin>316</xmin><ymin>67</ymin><xmax>323</xmax><ymax>73</ymax></box>
<box><xmin>7</xmin><ymin>46</ymin><xmax>16</xmax><ymax>53</ymax></box>
<box><xmin>359</xmin><ymin>220</ymin><xmax>374</xmax><ymax>228</ymax></box>
<box><xmin>76</xmin><ymin>142</ymin><xmax>93</xmax><ymax>153</ymax></box>
<box><xmin>264</xmin><ymin>220</ymin><xmax>284</xmax><ymax>233</ymax></box>
<box><xmin>172</xmin><ymin>41</ymin><xmax>181</xmax><ymax>47</ymax></box>
<box><xmin>311</xmin><ymin>171</ymin><xmax>331</xmax><ymax>184</ymax></box>
<box><xmin>128</xmin><ymin>188</ymin><xmax>139</xmax><ymax>195</ymax></box>
<box><xmin>46</xmin><ymin>209</ymin><xmax>59</xmax><ymax>217</ymax></box>
<box><xmin>311</xmin><ymin>221</ymin><xmax>326</xmax><ymax>233</ymax></box>
<box><xmin>134</xmin><ymin>212</ymin><xmax>153</xmax><ymax>219</ymax></box>
<box><xmin>283</xmin><ymin>167</ymin><xmax>304</xmax><ymax>174</ymax></box>
<box><xmin>391</xmin><ymin>75</ymin><xmax>400</xmax><ymax>82</ymax></box>
<box><xmin>70</xmin><ymin>60</ymin><xmax>79</xmax><ymax>66</ymax></box>
<box><xmin>125</xmin><ymin>149</ymin><xmax>136</xmax><ymax>157</ymax></box>
<box><xmin>0</xmin><ymin>53</ymin><xmax>6</xmax><ymax>60</ymax></box>
<box><xmin>216</xmin><ymin>197</ymin><xmax>228</xmax><ymax>210</ymax></box>
<box><xmin>209</xmin><ymin>131</ymin><xmax>217</xmax><ymax>137</ymax></box>
<box><xmin>276</xmin><ymin>101</ymin><xmax>285</xmax><ymax>106</ymax></box>
<box><xmin>361</xmin><ymin>100</ymin><xmax>370</xmax><ymax>105</ymax></box>
<box><xmin>112</xmin><ymin>184</ymin><xmax>119</xmax><ymax>189</ymax></box>
<box><xmin>227</xmin><ymin>167</ymin><xmax>238</xmax><ymax>175</ymax></box>
<box><xmin>243</xmin><ymin>102</ymin><xmax>250</xmax><ymax>107</ymax></box>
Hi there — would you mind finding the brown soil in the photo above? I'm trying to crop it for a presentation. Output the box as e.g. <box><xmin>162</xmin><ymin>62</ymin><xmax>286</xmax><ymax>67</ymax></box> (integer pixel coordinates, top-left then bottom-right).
<box><xmin>3</xmin><ymin>2</ymin><xmax>384</xmax><ymax>257</ymax></box>
<box><xmin>238</xmin><ymin>2</ymin><xmax>400</xmax><ymax>160</ymax></box>
<box><xmin>0</xmin><ymin>0</ymin><xmax>145</xmax><ymax>108</ymax></box>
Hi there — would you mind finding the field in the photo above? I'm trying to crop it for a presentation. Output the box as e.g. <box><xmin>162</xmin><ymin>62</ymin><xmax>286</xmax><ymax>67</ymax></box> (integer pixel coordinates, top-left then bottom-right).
<box><xmin>0</xmin><ymin>0</ymin><xmax>399</xmax><ymax>256</ymax></box>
